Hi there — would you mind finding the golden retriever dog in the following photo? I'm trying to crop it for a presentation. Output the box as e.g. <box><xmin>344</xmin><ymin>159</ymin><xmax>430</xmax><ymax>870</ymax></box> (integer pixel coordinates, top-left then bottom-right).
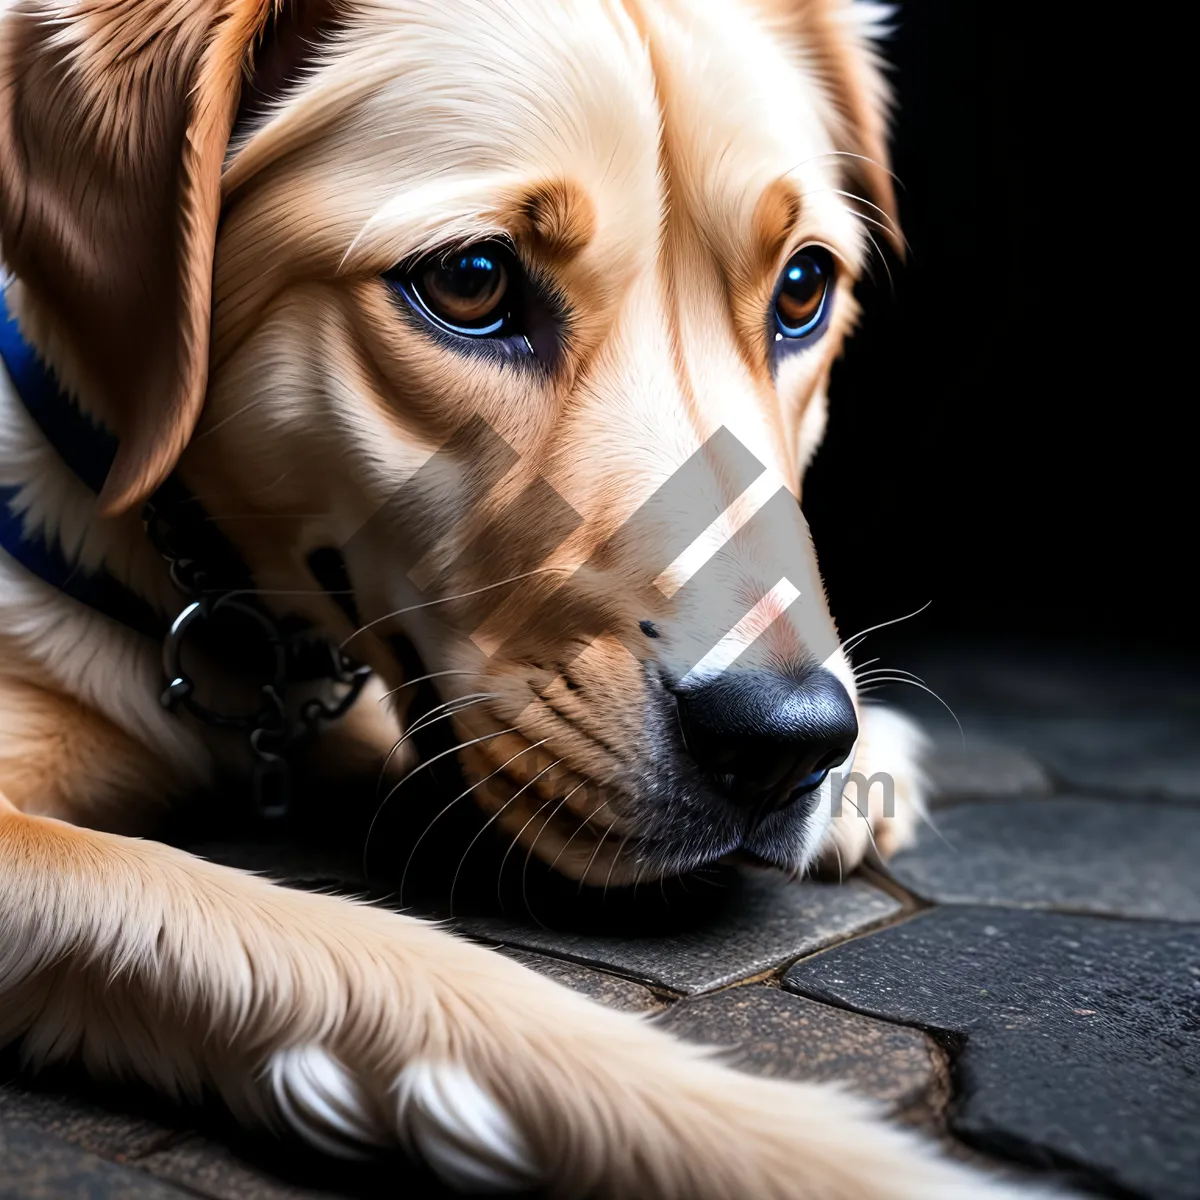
<box><xmin>0</xmin><ymin>1</ymin><xmax>1049</xmax><ymax>1196</ymax></box>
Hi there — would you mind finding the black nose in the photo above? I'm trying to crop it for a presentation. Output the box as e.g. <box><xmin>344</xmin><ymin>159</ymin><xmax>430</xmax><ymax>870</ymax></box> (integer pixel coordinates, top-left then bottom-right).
<box><xmin>676</xmin><ymin>668</ymin><xmax>857</xmax><ymax>812</ymax></box>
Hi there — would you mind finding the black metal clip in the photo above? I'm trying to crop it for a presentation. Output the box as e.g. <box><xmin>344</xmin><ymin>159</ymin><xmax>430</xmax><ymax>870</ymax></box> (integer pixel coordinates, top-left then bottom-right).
<box><xmin>148</xmin><ymin>499</ymin><xmax>371</xmax><ymax>823</ymax></box>
<box><xmin>249</xmin><ymin>722</ymin><xmax>292</xmax><ymax>820</ymax></box>
<box><xmin>160</xmin><ymin>596</ymin><xmax>289</xmax><ymax>730</ymax></box>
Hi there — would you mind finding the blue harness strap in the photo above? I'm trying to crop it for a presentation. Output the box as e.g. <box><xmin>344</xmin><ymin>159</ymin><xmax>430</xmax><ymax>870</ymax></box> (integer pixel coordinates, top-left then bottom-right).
<box><xmin>0</xmin><ymin>288</ymin><xmax>166</xmax><ymax>638</ymax></box>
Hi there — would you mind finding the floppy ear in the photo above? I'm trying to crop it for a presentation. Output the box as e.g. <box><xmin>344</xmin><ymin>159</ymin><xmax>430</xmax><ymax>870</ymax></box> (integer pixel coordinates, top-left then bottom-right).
<box><xmin>786</xmin><ymin>0</ymin><xmax>902</xmax><ymax>254</ymax></box>
<box><xmin>0</xmin><ymin>0</ymin><xmax>277</xmax><ymax>515</ymax></box>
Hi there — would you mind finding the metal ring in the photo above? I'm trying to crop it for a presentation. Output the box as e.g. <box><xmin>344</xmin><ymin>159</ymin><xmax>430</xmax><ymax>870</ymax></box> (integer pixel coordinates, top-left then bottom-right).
<box><xmin>160</xmin><ymin>594</ymin><xmax>289</xmax><ymax>731</ymax></box>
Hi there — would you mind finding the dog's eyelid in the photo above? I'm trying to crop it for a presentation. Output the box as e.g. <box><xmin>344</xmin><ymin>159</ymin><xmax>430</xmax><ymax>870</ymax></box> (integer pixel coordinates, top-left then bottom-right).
<box><xmin>776</xmin><ymin>237</ymin><xmax>847</xmax><ymax>279</ymax></box>
<box><xmin>400</xmin><ymin>235</ymin><xmax>563</xmax><ymax>293</ymax></box>
<box><xmin>395</xmin><ymin>232</ymin><xmax>515</xmax><ymax>275</ymax></box>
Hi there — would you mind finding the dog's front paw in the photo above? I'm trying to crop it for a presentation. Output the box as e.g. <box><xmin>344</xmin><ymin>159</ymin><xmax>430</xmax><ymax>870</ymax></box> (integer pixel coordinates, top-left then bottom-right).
<box><xmin>247</xmin><ymin>919</ymin><xmax>1060</xmax><ymax>1200</ymax></box>
<box><xmin>268</xmin><ymin>1044</ymin><xmax>538</xmax><ymax>1190</ymax></box>
<box><xmin>814</xmin><ymin>703</ymin><xmax>928</xmax><ymax>878</ymax></box>
<box><xmin>263</xmin><ymin>1030</ymin><xmax>1046</xmax><ymax>1200</ymax></box>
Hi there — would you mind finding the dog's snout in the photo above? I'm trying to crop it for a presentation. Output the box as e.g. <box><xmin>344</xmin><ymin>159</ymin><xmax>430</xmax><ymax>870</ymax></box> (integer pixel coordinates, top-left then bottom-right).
<box><xmin>676</xmin><ymin>668</ymin><xmax>857</xmax><ymax>813</ymax></box>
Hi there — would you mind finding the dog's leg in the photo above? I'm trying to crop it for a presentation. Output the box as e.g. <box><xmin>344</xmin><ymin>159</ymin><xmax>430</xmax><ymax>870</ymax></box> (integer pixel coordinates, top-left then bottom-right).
<box><xmin>2</xmin><ymin>803</ymin><xmax>1047</xmax><ymax>1196</ymax></box>
<box><xmin>814</xmin><ymin>703</ymin><xmax>927</xmax><ymax>878</ymax></box>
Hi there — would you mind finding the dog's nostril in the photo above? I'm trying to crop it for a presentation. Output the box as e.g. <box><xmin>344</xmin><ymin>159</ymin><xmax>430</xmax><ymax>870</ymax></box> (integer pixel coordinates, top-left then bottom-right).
<box><xmin>791</xmin><ymin>767</ymin><xmax>830</xmax><ymax>795</ymax></box>
<box><xmin>675</xmin><ymin>668</ymin><xmax>857</xmax><ymax>813</ymax></box>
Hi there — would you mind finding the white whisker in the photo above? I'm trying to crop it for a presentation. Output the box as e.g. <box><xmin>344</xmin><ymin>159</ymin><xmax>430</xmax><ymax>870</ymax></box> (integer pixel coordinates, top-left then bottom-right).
<box><xmin>496</xmin><ymin>787</ymin><xmax>570</xmax><ymax>907</ymax></box>
<box><xmin>376</xmin><ymin>693</ymin><xmax>497</xmax><ymax>788</ymax></box>
<box><xmin>340</xmin><ymin>565</ymin><xmax>573</xmax><ymax>650</ymax></box>
<box><xmin>840</xmin><ymin>789</ymin><xmax>883</xmax><ymax>861</ymax></box>
<box><xmin>789</xmin><ymin>149</ymin><xmax>905</xmax><ymax>191</ymax></box>
<box><xmin>859</xmin><ymin>677</ymin><xmax>964</xmax><ymax>743</ymax></box>
<box><xmin>855</xmin><ymin>667</ymin><xmax>926</xmax><ymax>685</ymax></box>
<box><xmin>546</xmin><ymin>797</ymin><xmax>610</xmax><ymax>878</ymax></box>
<box><xmin>603</xmin><ymin>832</ymin><xmax>633</xmax><ymax>902</ymax></box>
<box><xmin>448</xmin><ymin>759</ymin><xmax>563</xmax><ymax>915</ymax></box>
<box><xmin>841</xmin><ymin>600</ymin><xmax>932</xmax><ymax>655</ymax></box>
<box><xmin>520</xmin><ymin>780</ymin><xmax>588</xmax><ymax>928</ymax></box>
<box><xmin>396</xmin><ymin>737</ymin><xmax>549</xmax><ymax>903</ymax></box>
<box><xmin>860</xmin><ymin>226</ymin><xmax>895</xmax><ymax>294</ymax></box>
<box><xmin>378</xmin><ymin>669</ymin><xmax>477</xmax><ymax>702</ymax></box>
<box><xmin>576</xmin><ymin>822</ymin><xmax>614</xmax><ymax>896</ymax></box>
<box><xmin>824</xmin><ymin>186</ymin><xmax>903</xmax><ymax>236</ymax></box>
<box><xmin>364</xmin><ymin>726</ymin><xmax>520</xmax><ymax>881</ymax></box>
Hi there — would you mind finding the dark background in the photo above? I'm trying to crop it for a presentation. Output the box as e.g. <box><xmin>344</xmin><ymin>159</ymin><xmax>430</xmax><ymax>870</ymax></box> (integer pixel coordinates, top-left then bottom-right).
<box><xmin>805</xmin><ymin>2</ymin><xmax>1185</xmax><ymax>657</ymax></box>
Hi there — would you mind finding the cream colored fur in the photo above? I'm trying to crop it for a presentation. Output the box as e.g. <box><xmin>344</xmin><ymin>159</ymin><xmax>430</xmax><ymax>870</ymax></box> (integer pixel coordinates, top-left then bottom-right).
<box><xmin>0</xmin><ymin>1</ymin><xmax>1054</xmax><ymax>1196</ymax></box>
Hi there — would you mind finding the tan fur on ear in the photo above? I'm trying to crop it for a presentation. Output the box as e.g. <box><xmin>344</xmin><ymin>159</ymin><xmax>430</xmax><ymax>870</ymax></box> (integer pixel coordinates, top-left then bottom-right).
<box><xmin>768</xmin><ymin>0</ymin><xmax>902</xmax><ymax>254</ymax></box>
<box><xmin>0</xmin><ymin>0</ymin><xmax>278</xmax><ymax>516</ymax></box>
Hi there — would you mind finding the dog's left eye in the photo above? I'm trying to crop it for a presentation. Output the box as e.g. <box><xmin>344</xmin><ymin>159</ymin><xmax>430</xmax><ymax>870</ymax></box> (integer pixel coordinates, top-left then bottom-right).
<box><xmin>772</xmin><ymin>246</ymin><xmax>835</xmax><ymax>346</ymax></box>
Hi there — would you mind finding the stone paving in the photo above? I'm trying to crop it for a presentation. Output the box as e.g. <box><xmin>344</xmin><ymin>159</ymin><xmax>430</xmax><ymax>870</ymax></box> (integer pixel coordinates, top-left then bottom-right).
<box><xmin>2</xmin><ymin>648</ymin><xmax>1198</xmax><ymax>1199</ymax></box>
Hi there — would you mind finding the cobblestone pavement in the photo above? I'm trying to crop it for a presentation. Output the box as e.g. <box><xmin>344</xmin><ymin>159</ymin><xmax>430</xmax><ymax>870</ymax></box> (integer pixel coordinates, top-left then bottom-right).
<box><xmin>3</xmin><ymin>648</ymin><xmax>1198</xmax><ymax>1199</ymax></box>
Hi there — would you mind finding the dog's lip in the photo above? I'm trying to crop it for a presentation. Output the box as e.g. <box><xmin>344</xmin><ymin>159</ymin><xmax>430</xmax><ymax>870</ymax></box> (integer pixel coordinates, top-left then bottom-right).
<box><xmin>720</xmin><ymin>846</ymin><xmax>786</xmax><ymax>871</ymax></box>
<box><xmin>452</xmin><ymin>725</ymin><xmax>644</xmax><ymax>881</ymax></box>
<box><xmin>434</xmin><ymin>693</ymin><xmax>804</xmax><ymax>884</ymax></box>
<box><xmin>471</xmin><ymin>757</ymin><xmax>801</xmax><ymax>883</ymax></box>
<box><xmin>461</xmin><ymin>739</ymin><xmax>796</xmax><ymax>882</ymax></box>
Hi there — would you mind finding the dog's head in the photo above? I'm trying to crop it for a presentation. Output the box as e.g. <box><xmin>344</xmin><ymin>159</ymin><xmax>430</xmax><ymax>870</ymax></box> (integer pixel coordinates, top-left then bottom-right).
<box><xmin>0</xmin><ymin>0</ymin><xmax>899</xmax><ymax>882</ymax></box>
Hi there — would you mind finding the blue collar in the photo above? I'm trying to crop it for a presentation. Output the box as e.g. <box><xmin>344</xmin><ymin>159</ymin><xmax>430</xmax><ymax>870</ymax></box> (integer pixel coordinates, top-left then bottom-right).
<box><xmin>0</xmin><ymin>287</ymin><xmax>166</xmax><ymax>637</ymax></box>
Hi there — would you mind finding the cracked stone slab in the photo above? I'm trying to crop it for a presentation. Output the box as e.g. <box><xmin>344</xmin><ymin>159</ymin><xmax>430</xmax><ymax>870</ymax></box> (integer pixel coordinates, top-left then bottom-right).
<box><xmin>0</xmin><ymin>1058</ymin><xmax>461</xmax><ymax>1200</ymax></box>
<box><xmin>885</xmin><ymin>797</ymin><xmax>1200</xmax><ymax>921</ymax></box>
<box><xmin>784</xmin><ymin>906</ymin><xmax>1200</xmax><ymax>1200</ymax></box>
<box><xmin>896</xmin><ymin>651</ymin><xmax>1200</xmax><ymax>802</ymax></box>
<box><xmin>654</xmin><ymin>986</ymin><xmax>944</xmax><ymax>1124</ymax></box>
<box><xmin>175</xmin><ymin>849</ymin><xmax>902</xmax><ymax>997</ymax></box>
<box><xmin>498</xmin><ymin>949</ymin><xmax>665</xmax><ymax>1012</ymax></box>
<box><xmin>0</xmin><ymin>1120</ymin><xmax>194</xmax><ymax>1199</ymax></box>
<box><xmin>132</xmin><ymin>1135</ymin><xmax>370</xmax><ymax>1200</ymax></box>
<box><xmin>460</xmin><ymin>872</ymin><xmax>902</xmax><ymax>994</ymax></box>
<box><xmin>0</xmin><ymin>1081</ymin><xmax>382</xmax><ymax>1200</ymax></box>
<box><xmin>958</xmin><ymin>714</ymin><xmax>1200</xmax><ymax>803</ymax></box>
<box><xmin>0</xmin><ymin>1081</ymin><xmax>176</xmax><ymax>1163</ymax></box>
<box><xmin>923</xmin><ymin>736</ymin><xmax>1053</xmax><ymax>804</ymax></box>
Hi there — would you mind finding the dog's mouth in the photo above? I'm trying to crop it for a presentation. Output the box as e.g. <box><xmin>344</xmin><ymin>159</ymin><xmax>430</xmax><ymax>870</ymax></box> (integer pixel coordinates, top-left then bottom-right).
<box><xmin>454</xmin><ymin>726</ymin><xmax>643</xmax><ymax>888</ymax></box>
<box><xmin>448</xmin><ymin>721</ymin><xmax>825</xmax><ymax>887</ymax></box>
<box><xmin>381</xmin><ymin>639</ymin><xmax>832</xmax><ymax>890</ymax></box>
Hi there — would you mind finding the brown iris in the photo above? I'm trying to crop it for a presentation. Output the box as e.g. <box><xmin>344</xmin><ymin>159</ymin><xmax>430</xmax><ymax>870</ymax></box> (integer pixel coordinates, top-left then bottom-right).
<box><xmin>415</xmin><ymin>246</ymin><xmax>511</xmax><ymax>333</ymax></box>
<box><xmin>774</xmin><ymin>247</ymin><xmax>834</xmax><ymax>338</ymax></box>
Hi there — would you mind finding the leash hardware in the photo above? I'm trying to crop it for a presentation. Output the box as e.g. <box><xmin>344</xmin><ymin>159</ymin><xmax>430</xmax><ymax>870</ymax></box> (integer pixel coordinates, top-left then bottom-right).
<box><xmin>159</xmin><ymin>595</ymin><xmax>289</xmax><ymax>731</ymax></box>
<box><xmin>160</xmin><ymin>593</ymin><xmax>298</xmax><ymax>820</ymax></box>
<box><xmin>300</xmin><ymin>646</ymin><xmax>373</xmax><ymax>732</ymax></box>
<box><xmin>142</xmin><ymin>500</ymin><xmax>213</xmax><ymax>596</ymax></box>
<box><xmin>248</xmin><ymin>716</ymin><xmax>292</xmax><ymax>821</ymax></box>
<box><xmin>160</xmin><ymin>594</ymin><xmax>373</xmax><ymax>823</ymax></box>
